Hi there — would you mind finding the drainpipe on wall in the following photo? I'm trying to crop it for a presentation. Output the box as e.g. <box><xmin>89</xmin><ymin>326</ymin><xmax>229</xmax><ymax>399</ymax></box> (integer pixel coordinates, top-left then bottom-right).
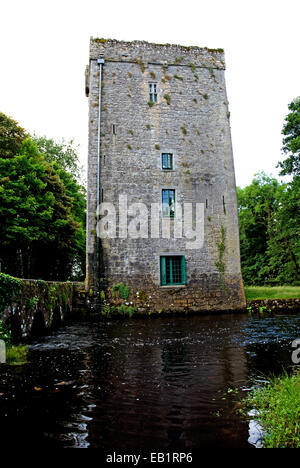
<box><xmin>97</xmin><ymin>59</ymin><xmax>105</xmax><ymax>210</ymax></box>
<box><xmin>96</xmin><ymin>58</ymin><xmax>104</xmax><ymax>293</ymax></box>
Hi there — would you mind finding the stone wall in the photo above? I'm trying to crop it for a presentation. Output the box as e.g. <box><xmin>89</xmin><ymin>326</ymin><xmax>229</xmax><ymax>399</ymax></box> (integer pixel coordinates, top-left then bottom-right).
<box><xmin>1</xmin><ymin>279</ymin><xmax>85</xmax><ymax>339</ymax></box>
<box><xmin>247</xmin><ymin>299</ymin><xmax>300</xmax><ymax>313</ymax></box>
<box><xmin>100</xmin><ymin>276</ymin><xmax>245</xmax><ymax>317</ymax></box>
<box><xmin>86</xmin><ymin>38</ymin><xmax>246</xmax><ymax>313</ymax></box>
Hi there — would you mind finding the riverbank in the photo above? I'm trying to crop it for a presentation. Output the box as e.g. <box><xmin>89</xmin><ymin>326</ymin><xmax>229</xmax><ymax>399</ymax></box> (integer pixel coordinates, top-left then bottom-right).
<box><xmin>245</xmin><ymin>286</ymin><xmax>300</xmax><ymax>314</ymax></box>
<box><xmin>243</xmin><ymin>370</ymin><xmax>300</xmax><ymax>448</ymax></box>
<box><xmin>246</xmin><ymin>298</ymin><xmax>300</xmax><ymax>314</ymax></box>
<box><xmin>245</xmin><ymin>286</ymin><xmax>300</xmax><ymax>300</ymax></box>
<box><xmin>0</xmin><ymin>319</ymin><xmax>28</xmax><ymax>365</ymax></box>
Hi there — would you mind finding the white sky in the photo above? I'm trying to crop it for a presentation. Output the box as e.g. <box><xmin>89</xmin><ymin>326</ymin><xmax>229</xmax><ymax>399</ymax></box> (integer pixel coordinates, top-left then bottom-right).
<box><xmin>0</xmin><ymin>0</ymin><xmax>299</xmax><ymax>187</ymax></box>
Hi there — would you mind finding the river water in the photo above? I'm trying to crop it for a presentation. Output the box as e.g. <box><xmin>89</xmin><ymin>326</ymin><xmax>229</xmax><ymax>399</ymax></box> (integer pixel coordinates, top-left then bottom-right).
<box><xmin>0</xmin><ymin>313</ymin><xmax>299</xmax><ymax>449</ymax></box>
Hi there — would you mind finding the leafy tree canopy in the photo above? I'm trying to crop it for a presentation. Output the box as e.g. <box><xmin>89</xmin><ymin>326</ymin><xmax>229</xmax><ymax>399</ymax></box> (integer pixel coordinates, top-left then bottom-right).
<box><xmin>278</xmin><ymin>97</ymin><xmax>300</xmax><ymax>176</ymax></box>
<box><xmin>0</xmin><ymin>112</ymin><xmax>27</xmax><ymax>158</ymax></box>
<box><xmin>32</xmin><ymin>134</ymin><xmax>84</xmax><ymax>182</ymax></box>
<box><xmin>0</xmin><ymin>112</ymin><xmax>86</xmax><ymax>281</ymax></box>
<box><xmin>238</xmin><ymin>173</ymin><xmax>299</xmax><ymax>285</ymax></box>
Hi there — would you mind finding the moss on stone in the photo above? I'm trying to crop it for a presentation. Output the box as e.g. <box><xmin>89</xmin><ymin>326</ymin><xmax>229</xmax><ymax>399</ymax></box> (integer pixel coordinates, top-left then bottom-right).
<box><xmin>181</xmin><ymin>126</ymin><xmax>187</xmax><ymax>135</ymax></box>
<box><xmin>164</xmin><ymin>94</ymin><xmax>171</xmax><ymax>105</ymax></box>
<box><xmin>93</xmin><ymin>38</ymin><xmax>109</xmax><ymax>44</ymax></box>
<box><xmin>138</xmin><ymin>290</ymin><xmax>148</xmax><ymax>302</ymax></box>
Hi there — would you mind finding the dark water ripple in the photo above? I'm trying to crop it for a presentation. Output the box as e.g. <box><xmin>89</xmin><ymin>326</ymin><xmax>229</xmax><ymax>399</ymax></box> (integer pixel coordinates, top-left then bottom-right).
<box><xmin>0</xmin><ymin>313</ymin><xmax>299</xmax><ymax>448</ymax></box>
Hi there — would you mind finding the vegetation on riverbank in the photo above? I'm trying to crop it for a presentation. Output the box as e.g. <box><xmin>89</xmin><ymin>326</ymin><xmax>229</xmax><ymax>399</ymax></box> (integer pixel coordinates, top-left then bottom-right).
<box><xmin>245</xmin><ymin>286</ymin><xmax>300</xmax><ymax>300</ymax></box>
<box><xmin>5</xmin><ymin>345</ymin><xmax>28</xmax><ymax>365</ymax></box>
<box><xmin>243</xmin><ymin>370</ymin><xmax>300</xmax><ymax>448</ymax></box>
<box><xmin>0</xmin><ymin>318</ymin><xmax>28</xmax><ymax>365</ymax></box>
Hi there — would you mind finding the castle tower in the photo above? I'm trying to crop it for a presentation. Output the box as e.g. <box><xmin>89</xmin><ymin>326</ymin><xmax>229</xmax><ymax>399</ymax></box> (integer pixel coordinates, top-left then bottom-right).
<box><xmin>86</xmin><ymin>38</ymin><xmax>246</xmax><ymax>314</ymax></box>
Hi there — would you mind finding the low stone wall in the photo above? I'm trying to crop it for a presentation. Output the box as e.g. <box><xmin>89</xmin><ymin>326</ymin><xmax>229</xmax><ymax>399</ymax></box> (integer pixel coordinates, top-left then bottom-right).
<box><xmin>98</xmin><ymin>276</ymin><xmax>246</xmax><ymax>318</ymax></box>
<box><xmin>1</xmin><ymin>279</ymin><xmax>85</xmax><ymax>339</ymax></box>
<box><xmin>247</xmin><ymin>298</ymin><xmax>300</xmax><ymax>313</ymax></box>
<box><xmin>99</xmin><ymin>281</ymin><xmax>300</xmax><ymax>317</ymax></box>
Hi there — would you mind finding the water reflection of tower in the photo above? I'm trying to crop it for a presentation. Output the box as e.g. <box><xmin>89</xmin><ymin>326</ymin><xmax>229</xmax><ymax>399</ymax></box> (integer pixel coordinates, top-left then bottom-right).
<box><xmin>158</xmin><ymin>319</ymin><xmax>249</xmax><ymax>448</ymax></box>
<box><xmin>84</xmin><ymin>317</ymin><xmax>249</xmax><ymax>449</ymax></box>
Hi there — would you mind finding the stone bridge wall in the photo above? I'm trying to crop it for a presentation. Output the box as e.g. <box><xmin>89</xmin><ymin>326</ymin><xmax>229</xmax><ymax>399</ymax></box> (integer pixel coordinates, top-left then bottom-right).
<box><xmin>1</xmin><ymin>279</ymin><xmax>86</xmax><ymax>339</ymax></box>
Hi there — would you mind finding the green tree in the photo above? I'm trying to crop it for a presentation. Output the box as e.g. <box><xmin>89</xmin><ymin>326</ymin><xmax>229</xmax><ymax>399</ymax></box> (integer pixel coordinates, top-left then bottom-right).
<box><xmin>273</xmin><ymin>96</ymin><xmax>300</xmax><ymax>283</ymax></box>
<box><xmin>238</xmin><ymin>98</ymin><xmax>300</xmax><ymax>286</ymax></box>
<box><xmin>0</xmin><ymin>113</ymin><xmax>86</xmax><ymax>280</ymax></box>
<box><xmin>32</xmin><ymin>134</ymin><xmax>84</xmax><ymax>182</ymax></box>
<box><xmin>52</xmin><ymin>164</ymin><xmax>86</xmax><ymax>279</ymax></box>
<box><xmin>0</xmin><ymin>138</ymin><xmax>80</xmax><ymax>279</ymax></box>
<box><xmin>32</xmin><ymin>135</ymin><xmax>86</xmax><ymax>278</ymax></box>
<box><xmin>237</xmin><ymin>173</ymin><xmax>283</xmax><ymax>285</ymax></box>
<box><xmin>238</xmin><ymin>173</ymin><xmax>299</xmax><ymax>285</ymax></box>
<box><xmin>0</xmin><ymin>112</ymin><xmax>27</xmax><ymax>158</ymax></box>
<box><xmin>267</xmin><ymin>177</ymin><xmax>300</xmax><ymax>283</ymax></box>
<box><xmin>278</xmin><ymin>97</ymin><xmax>300</xmax><ymax>177</ymax></box>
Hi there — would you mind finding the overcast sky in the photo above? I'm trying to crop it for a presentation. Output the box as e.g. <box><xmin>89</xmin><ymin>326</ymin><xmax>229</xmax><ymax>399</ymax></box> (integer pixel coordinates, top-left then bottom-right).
<box><xmin>1</xmin><ymin>0</ymin><xmax>299</xmax><ymax>187</ymax></box>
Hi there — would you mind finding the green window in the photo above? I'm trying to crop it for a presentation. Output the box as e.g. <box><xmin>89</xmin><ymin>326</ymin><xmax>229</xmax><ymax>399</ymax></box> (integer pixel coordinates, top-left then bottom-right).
<box><xmin>160</xmin><ymin>256</ymin><xmax>186</xmax><ymax>286</ymax></box>
<box><xmin>162</xmin><ymin>189</ymin><xmax>175</xmax><ymax>218</ymax></box>
<box><xmin>162</xmin><ymin>153</ymin><xmax>173</xmax><ymax>170</ymax></box>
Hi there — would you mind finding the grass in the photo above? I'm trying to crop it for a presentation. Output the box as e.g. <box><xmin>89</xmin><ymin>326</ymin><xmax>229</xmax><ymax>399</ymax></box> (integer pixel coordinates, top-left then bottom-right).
<box><xmin>6</xmin><ymin>345</ymin><xmax>28</xmax><ymax>365</ymax></box>
<box><xmin>245</xmin><ymin>286</ymin><xmax>300</xmax><ymax>301</ymax></box>
<box><xmin>243</xmin><ymin>370</ymin><xmax>300</xmax><ymax>448</ymax></box>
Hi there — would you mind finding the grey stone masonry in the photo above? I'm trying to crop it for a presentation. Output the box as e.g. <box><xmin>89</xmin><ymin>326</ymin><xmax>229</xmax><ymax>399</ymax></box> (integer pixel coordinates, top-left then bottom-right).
<box><xmin>86</xmin><ymin>38</ymin><xmax>246</xmax><ymax>314</ymax></box>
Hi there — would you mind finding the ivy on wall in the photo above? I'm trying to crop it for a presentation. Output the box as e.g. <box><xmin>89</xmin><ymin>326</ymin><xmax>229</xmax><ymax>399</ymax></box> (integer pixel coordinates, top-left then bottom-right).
<box><xmin>0</xmin><ymin>273</ymin><xmax>21</xmax><ymax>314</ymax></box>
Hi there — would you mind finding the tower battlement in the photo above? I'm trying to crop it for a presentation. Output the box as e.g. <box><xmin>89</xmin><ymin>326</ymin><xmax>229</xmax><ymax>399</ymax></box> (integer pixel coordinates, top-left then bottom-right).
<box><xmin>89</xmin><ymin>37</ymin><xmax>225</xmax><ymax>69</ymax></box>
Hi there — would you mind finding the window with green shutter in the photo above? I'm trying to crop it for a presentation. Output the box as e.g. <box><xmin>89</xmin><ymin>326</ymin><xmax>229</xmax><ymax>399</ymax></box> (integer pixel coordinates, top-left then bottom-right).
<box><xmin>160</xmin><ymin>256</ymin><xmax>186</xmax><ymax>286</ymax></box>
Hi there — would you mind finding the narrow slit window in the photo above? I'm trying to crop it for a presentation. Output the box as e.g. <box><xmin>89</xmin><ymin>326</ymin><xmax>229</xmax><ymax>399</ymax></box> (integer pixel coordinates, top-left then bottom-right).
<box><xmin>160</xmin><ymin>256</ymin><xmax>186</xmax><ymax>286</ymax></box>
<box><xmin>223</xmin><ymin>196</ymin><xmax>226</xmax><ymax>214</ymax></box>
<box><xmin>162</xmin><ymin>153</ymin><xmax>173</xmax><ymax>170</ymax></box>
<box><xmin>149</xmin><ymin>83</ymin><xmax>158</xmax><ymax>103</ymax></box>
<box><xmin>112</xmin><ymin>124</ymin><xmax>116</xmax><ymax>135</ymax></box>
<box><xmin>162</xmin><ymin>189</ymin><xmax>175</xmax><ymax>218</ymax></box>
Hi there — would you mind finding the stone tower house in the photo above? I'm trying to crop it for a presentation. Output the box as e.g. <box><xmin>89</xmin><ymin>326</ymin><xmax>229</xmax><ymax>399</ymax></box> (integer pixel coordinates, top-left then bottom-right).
<box><xmin>85</xmin><ymin>38</ymin><xmax>246</xmax><ymax>314</ymax></box>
